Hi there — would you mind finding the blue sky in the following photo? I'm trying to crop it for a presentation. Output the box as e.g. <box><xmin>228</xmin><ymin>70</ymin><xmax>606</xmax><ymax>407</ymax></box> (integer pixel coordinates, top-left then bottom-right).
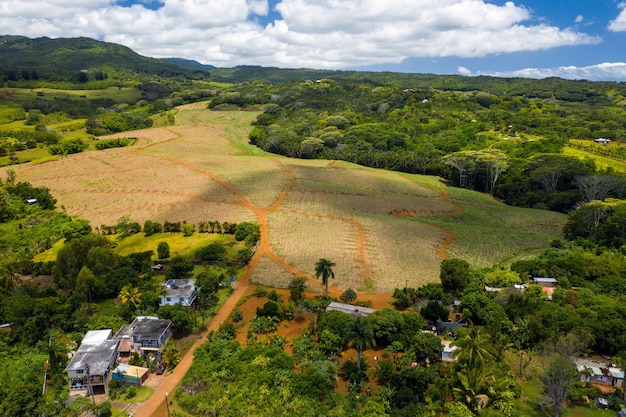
<box><xmin>2</xmin><ymin>0</ymin><xmax>626</xmax><ymax>80</ymax></box>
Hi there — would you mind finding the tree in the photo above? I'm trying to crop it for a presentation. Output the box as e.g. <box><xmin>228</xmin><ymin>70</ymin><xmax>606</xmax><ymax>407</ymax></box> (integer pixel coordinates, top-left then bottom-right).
<box><xmin>157</xmin><ymin>241</ymin><xmax>170</xmax><ymax>259</ymax></box>
<box><xmin>420</xmin><ymin>300</ymin><xmax>450</xmax><ymax>322</ymax></box>
<box><xmin>454</xmin><ymin>366</ymin><xmax>493</xmax><ymax>409</ymax></box>
<box><xmin>543</xmin><ymin>354</ymin><xmax>576</xmax><ymax>417</ymax></box>
<box><xmin>440</xmin><ymin>258</ymin><xmax>471</xmax><ymax>295</ymax></box>
<box><xmin>314</xmin><ymin>258</ymin><xmax>336</xmax><ymax>299</ymax></box>
<box><xmin>75</xmin><ymin>265</ymin><xmax>100</xmax><ymax>302</ymax></box>
<box><xmin>340</xmin><ymin>288</ymin><xmax>357</xmax><ymax>304</ymax></box>
<box><xmin>443</xmin><ymin>152</ymin><xmax>477</xmax><ymax>189</ymax></box>
<box><xmin>288</xmin><ymin>276</ymin><xmax>307</xmax><ymax>301</ymax></box>
<box><xmin>408</xmin><ymin>332</ymin><xmax>442</xmax><ymax>364</ymax></box>
<box><xmin>118</xmin><ymin>284</ymin><xmax>142</xmax><ymax>311</ymax></box>
<box><xmin>563</xmin><ymin>200</ymin><xmax>611</xmax><ymax>239</ymax></box>
<box><xmin>452</xmin><ymin>327</ymin><xmax>495</xmax><ymax>367</ymax></box>
<box><xmin>478</xmin><ymin>149</ymin><xmax>508</xmax><ymax>194</ymax></box>
<box><xmin>574</xmin><ymin>175</ymin><xmax>617</xmax><ymax>203</ymax></box>
<box><xmin>345</xmin><ymin>317</ymin><xmax>375</xmax><ymax>369</ymax></box>
<box><xmin>165</xmin><ymin>255</ymin><xmax>193</xmax><ymax>280</ymax></box>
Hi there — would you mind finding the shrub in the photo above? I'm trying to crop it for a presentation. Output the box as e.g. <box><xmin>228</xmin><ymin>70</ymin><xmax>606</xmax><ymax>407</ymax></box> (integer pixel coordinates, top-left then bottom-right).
<box><xmin>231</xmin><ymin>308</ymin><xmax>243</xmax><ymax>323</ymax></box>
<box><xmin>339</xmin><ymin>288</ymin><xmax>357</xmax><ymax>304</ymax></box>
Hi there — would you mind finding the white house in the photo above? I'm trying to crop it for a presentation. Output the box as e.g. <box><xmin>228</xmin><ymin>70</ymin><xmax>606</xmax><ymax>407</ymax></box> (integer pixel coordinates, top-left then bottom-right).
<box><xmin>441</xmin><ymin>340</ymin><xmax>459</xmax><ymax>362</ymax></box>
<box><xmin>160</xmin><ymin>279</ymin><xmax>198</xmax><ymax>306</ymax></box>
<box><xmin>65</xmin><ymin>329</ymin><xmax>119</xmax><ymax>395</ymax></box>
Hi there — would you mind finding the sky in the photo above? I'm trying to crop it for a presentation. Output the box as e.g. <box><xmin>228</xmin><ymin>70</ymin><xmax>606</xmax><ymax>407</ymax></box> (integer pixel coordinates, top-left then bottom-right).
<box><xmin>3</xmin><ymin>0</ymin><xmax>626</xmax><ymax>81</ymax></box>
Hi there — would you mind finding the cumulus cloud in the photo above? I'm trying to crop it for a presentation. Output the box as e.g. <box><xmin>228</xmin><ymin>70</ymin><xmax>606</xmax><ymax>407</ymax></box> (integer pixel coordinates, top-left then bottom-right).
<box><xmin>608</xmin><ymin>2</ymin><xmax>626</xmax><ymax>31</ymax></box>
<box><xmin>472</xmin><ymin>62</ymin><xmax>626</xmax><ymax>81</ymax></box>
<box><xmin>575</xmin><ymin>15</ymin><xmax>584</xmax><ymax>23</ymax></box>
<box><xmin>0</xmin><ymin>0</ymin><xmax>602</xmax><ymax>69</ymax></box>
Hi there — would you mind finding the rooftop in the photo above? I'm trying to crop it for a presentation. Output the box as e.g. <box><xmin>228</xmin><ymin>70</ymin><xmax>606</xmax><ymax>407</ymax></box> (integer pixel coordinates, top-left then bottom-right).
<box><xmin>115</xmin><ymin>316</ymin><xmax>172</xmax><ymax>341</ymax></box>
<box><xmin>82</xmin><ymin>329</ymin><xmax>113</xmax><ymax>344</ymax></box>
<box><xmin>533</xmin><ymin>277</ymin><xmax>558</xmax><ymax>283</ymax></box>
<box><xmin>65</xmin><ymin>339</ymin><xmax>118</xmax><ymax>375</ymax></box>
<box><xmin>163</xmin><ymin>279</ymin><xmax>197</xmax><ymax>298</ymax></box>
<box><xmin>325</xmin><ymin>301</ymin><xmax>377</xmax><ymax>318</ymax></box>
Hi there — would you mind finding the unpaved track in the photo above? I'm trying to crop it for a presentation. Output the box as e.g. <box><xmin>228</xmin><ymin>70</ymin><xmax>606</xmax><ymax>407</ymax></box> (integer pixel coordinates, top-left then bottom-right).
<box><xmin>128</xmin><ymin>109</ymin><xmax>461</xmax><ymax>416</ymax></box>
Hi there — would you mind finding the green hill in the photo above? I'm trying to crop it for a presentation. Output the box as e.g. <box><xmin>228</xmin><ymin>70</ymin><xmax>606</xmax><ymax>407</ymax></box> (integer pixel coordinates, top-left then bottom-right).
<box><xmin>0</xmin><ymin>35</ymin><xmax>209</xmax><ymax>80</ymax></box>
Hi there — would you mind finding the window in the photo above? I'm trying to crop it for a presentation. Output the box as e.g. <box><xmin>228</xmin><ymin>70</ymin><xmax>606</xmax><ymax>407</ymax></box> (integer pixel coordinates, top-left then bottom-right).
<box><xmin>180</xmin><ymin>297</ymin><xmax>185</xmax><ymax>302</ymax></box>
<box><xmin>166</xmin><ymin>297</ymin><xmax>171</xmax><ymax>302</ymax></box>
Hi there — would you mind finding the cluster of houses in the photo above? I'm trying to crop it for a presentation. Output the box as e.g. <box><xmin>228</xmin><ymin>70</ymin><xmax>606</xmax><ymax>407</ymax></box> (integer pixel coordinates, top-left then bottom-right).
<box><xmin>485</xmin><ymin>277</ymin><xmax>558</xmax><ymax>300</ymax></box>
<box><xmin>65</xmin><ymin>278</ymin><xmax>199</xmax><ymax>397</ymax></box>
<box><xmin>66</xmin><ymin>316</ymin><xmax>172</xmax><ymax>396</ymax></box>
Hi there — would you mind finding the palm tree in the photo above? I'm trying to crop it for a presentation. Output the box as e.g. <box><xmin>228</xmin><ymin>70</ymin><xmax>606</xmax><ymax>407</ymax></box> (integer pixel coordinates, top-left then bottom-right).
<box><xmin>118</xmin><ymin>284</ymin><xmax>142</xmax><ymax>310</ymax></box>
<box><xmin>345</xmin><ymin>317</ymin><xmax>375</xmax><ymax>369</ymax></box>
<box><xmin>314</xmin><ymin>258</ymin><xmax>336</xmax><ymax>299</ymax></box>
<box><xmin>452</xmin><ymin>327</ymin><xmax>495</xmax><ymax>367</ymax></box>
<box><xmin>454</xmin><ymin>367</ymin><xmax>494</xmax><ymax>410</ymax></box>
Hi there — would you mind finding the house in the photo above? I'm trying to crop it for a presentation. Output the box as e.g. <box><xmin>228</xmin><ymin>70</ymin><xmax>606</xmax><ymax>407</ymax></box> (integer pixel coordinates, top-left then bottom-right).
<box><xmin>575</xmin><ymin>358</ymin><xmax>624</xmax><ymax>389</ymax></box>
<box><xmin>441</xmin><ymin>340</ymin><xmax>459</xmax><ymax>362</ymax></box>
<box><xmin>436</xmin><ymin>317</ymin><xmax>468</xmax><ymax>333</ymax></box>
<box><xmin>111</xmin><ymin>364</ymin><xmax>150</xmax><ymax>386</ymax></box>
<box><xmin>114</xmin><ymin>316</ymin><xmax>172</xmax><ymax>359</ymax></box>
<box><xmin>325</xmin><ymin>301</ymin><xmax>377</xmax><ymax>318</ymax></box>
<box><xmin>65</xmin><ymin>329</ymin><xmax>119</xmax><ymax>395</ymax></box>
<box><xmin>594</xmin><ymin>138</ymin><xmax>611</xmax><ymax>145</ymax></box>
<box><xmin>160</xmin><ymin>279</ymin><xmax>198</xmax><ymax>306</ymax></box>
<box><xmin>533</xmin><ymin>277</ymin><xmax>557</xmax><ymax>287</ymax></box>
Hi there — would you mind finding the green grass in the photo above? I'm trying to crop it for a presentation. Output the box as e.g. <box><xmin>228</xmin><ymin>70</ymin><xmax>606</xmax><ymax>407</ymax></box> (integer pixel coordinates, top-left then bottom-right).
<box><xmin>564</xmin><ymin>146</ymin><xmax>626</xmax><ymax>172</ymax></box>
<box><xmin>0</xmin><ymin>147</ymin><xmax>51</xmax><ymax>166</ymax></box>
<box><xmin>111</xmin><ymin>232</ymin><xmax>220</xmax><ymax>259</ymax></box>
<box><xmin>0</xmin><ymin>86</ymin><xmax>142</xmax><ymax>104</ymax></box>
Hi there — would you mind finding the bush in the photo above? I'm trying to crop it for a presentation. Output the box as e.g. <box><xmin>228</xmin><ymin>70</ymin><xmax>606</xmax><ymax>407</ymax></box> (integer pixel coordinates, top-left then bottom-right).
<box><xmin>339</xmin><ymin>288</ymin><xmax>357</xmax><ymax>304</ymax></box>
<box><xmin>231</xmin><ymin>308</ymin><xmax>243</xmax><ymax>323</ymax></box>
<box><xmin>125</xmin><ymin>386</ymin><xmax>137</xmax><ymax>399</ymax></box>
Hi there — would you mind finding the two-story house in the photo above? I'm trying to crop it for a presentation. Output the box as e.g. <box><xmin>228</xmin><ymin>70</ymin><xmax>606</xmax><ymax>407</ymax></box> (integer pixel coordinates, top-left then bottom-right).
<box><xmin>65</xmin><ymin>329</ymin><xmax>119</xmax><ymax>395</ymax></box>
<box><xmin>160</xmin><ymin>279</ymin><xmax>198</xmax><ymax>306</ymax></box>
<box><xmin>114</xmin><ymin>316</ymin><xmax>172</xmax><ymax>360</ymax></box>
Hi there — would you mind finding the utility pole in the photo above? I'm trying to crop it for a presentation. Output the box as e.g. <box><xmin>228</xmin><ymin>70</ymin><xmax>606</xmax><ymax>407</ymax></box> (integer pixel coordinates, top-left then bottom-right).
<box><xmin>165</xmin><ymin>392</ymin><xmax>171</xmax><ymax>417</ymax></box>
<box><xmin>85</xmin><ymin>363</ymin><xmax>95</xmax><ymax>405</ymax></box>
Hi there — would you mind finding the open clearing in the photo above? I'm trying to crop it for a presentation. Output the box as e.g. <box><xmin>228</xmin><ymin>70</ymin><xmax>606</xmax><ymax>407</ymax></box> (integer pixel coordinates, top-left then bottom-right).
<box><xmin>13</xmin><ymin>104</ymin><xmax>566</xmax><ymax>294</ymax></box>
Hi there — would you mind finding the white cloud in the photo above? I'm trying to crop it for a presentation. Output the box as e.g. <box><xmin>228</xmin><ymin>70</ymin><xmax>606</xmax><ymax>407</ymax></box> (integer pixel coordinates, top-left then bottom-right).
<box><xmin>0</xmin><ymin>0</ymin><xmax>602</xmax><ymax>69</ymax></box>
<box><xmin>608</xmin><ymin>2</ymin><xmax>626</xmax><ymax>31</ymax></box>
<box><xmin>575</xmin><ymin>15</ymin><xmax>584</xmax><ymax>24</ymax></box>
<box><xmin>477</xmin><ymin>62</ymin><xmax>626</xmax><ymax>81</ymax></box>
<box><xmin>457</xmin><ymin>66</ymin><xmax>472</xmax><ymax>76</ymax></box>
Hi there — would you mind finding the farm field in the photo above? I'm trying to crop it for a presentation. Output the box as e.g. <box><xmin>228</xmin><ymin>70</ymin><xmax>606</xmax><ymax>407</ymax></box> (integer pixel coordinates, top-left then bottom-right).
<box><xmin>12</xmin><ymin>104</ymin><xmax>566</xmax><ymax>294</ymax></box>
<box><xmin>564</xmin><ymin>144</ymin><xmax>626</xmax><ymax>172</ymax></box>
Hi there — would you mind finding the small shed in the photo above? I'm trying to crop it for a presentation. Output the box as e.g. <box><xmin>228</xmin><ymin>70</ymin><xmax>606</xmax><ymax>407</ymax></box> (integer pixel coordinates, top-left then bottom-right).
<box><xmin>112</xmin><ymin>364</ymin><xmax>149</xmax><ymax>386</ymax></box>
<box><xmin>533</xmin><ymin>277</ymin><xmax>557</xmax><ymax>287</ymax></box>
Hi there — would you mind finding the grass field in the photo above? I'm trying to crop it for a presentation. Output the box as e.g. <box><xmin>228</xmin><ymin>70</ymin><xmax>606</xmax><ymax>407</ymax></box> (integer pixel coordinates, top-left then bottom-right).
<box><xmin>564</xmin><ymin>146</ymin><xmax>626</xmax><ymax>172</ymax></box>
<box><xmin>0</xmin><ymin>86</ymin><xmax>142</xmax><ymax>104</ymax></box>
<box><xmin>16</xmin><ymin>104</ymin><xmax>567</xmax><ymax>293</ymax></box>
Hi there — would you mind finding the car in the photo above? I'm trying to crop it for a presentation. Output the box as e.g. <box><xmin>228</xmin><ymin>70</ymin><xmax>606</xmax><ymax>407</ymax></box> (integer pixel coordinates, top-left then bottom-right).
<box><xmin>156</xmin><ymin>362</ymin><xmax>167</xmax><ymax>375</ymax></box>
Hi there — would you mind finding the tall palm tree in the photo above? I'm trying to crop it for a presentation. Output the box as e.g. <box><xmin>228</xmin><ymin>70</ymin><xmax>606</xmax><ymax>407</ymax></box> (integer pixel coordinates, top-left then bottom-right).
<box><xmin>314</xmin><ymin>258</ymin><xmax>336</xmax><ymax>299</ymax></box>
<box><xmin>452</xmin><ymin>327</ymin><xmax>495</xmax><ymax>367</ymax></box>
<box><xmin>345</xmin><ymin>317</ymin><xmax>375</xmax><ymax>369</ymax></box>
<box><xmin>118</xmin><ymin>284</ymin><xmax>142</xmax><ymax>311</ymax></box>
